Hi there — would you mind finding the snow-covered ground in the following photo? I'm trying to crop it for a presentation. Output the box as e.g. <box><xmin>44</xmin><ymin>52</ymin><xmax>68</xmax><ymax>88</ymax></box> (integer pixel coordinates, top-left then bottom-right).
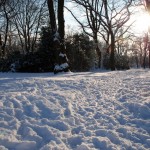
<box><xmin>0</xmin><ymin>69</ymin><xmax>150</xmax><ymax>150</ymax></box>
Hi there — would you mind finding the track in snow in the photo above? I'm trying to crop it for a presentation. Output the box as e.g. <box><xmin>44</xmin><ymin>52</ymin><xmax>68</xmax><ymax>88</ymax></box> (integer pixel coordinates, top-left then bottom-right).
<box><xmin>0</xmin><ymin>69</ymin><xmax>150</xmax><ymax>150</ymax></box>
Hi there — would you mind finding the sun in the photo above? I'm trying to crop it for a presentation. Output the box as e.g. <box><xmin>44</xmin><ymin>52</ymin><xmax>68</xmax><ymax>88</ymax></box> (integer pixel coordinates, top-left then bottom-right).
<box><xmin>133</xmin><ymin>10</ymin><xmax>150</xmax><ymax>34</ymax></box>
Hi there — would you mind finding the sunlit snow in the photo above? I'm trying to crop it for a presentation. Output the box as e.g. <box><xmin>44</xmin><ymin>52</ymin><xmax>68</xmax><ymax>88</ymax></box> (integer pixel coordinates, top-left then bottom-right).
<box><xmin>0</xmin><ymin>69</ymin><xmax>150</xmax><ymax>150</ymax></box>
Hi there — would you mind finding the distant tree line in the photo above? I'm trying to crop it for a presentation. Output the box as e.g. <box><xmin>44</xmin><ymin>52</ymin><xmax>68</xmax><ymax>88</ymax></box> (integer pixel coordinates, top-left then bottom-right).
<box><xmin>0</xmin><ymin>0</ymin><xmax>149</xmax><ymax>73</ymax></box>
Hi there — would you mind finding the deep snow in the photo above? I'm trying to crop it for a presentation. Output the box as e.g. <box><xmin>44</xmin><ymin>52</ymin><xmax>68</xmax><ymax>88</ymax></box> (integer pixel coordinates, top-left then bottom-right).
<box><xmin>0</xmin><ymin>69</ymin><xmax>150</xmax><ymax>150</ymax></box>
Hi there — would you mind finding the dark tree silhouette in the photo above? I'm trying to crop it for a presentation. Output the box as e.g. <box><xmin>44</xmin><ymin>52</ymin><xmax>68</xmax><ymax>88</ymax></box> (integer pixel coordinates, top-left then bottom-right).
<box><xmin>145</xmin><ymin>0</ymin><xmax>150</xmax><ymax>12</ymax></box>
<box><xmin>47</xmin><ymin>0</ymin><xmax>69</xmax><ymax>74</ymax></box>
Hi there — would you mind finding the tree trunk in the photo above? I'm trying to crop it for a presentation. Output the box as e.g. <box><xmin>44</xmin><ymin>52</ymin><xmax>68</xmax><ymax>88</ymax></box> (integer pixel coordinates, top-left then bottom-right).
<box><xmin>110</xmin><ymin>32</ymin><xmax>115</xmax><ymax>70</ymax></box>
<box><xmin>3</xmin><ymin>6</ymin><xmax>9</xmax><ymax>57</ymax></box>
<box><xmin>58</xmin><ymin>0</ymin><xmax>65</xmax><ymax>42</ymax></box>
<box><xmin>95</xmin><ymin>42</ymin><xmax>101</xmax><ymax>68</ymax></box>
<box><xmin>58</xmin><ymin>0</ymin><xmax>65</xmax><ymax>53</ymax></box>
<box><xmin>0</xmin><ymin>34</ymin><xmax>3</xmax><ymax>57</ymax></box>
<box><xmin>143</xmin><ymin>34</ymin><xmax>148</xmax><ymax>69</ymax></box>
<box><xmin>143</xmin><ymin>49</ymin><xmax>147</xmax><ymax>69</ymax></box>
<box><xmin>94</xmin><ymin>33</ymin><xmax>101</xmax><ymax>68</ymax></box>
<box><xmin>47</xmin><ymin>0</ymin><xmax>57</xmax><ymax>33</ymax></box>
<box><xmin>47</xmin><ymin>0</ymin><xmax>69</xmax><ymax>74</ymax></box>
<box><xmin>148</xmin><ymin>43</ymin><xmax>150</xmax><ymax>68</ymax></box>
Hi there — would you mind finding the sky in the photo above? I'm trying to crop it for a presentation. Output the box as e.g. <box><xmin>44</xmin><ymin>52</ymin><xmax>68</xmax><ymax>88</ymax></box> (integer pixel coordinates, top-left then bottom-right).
<box><xmin>130</xmin><ymin>5</ymin><xmax>150</xmax><ymax>35</ymax></box>
<box><xmin>64</xmin><ymin>1</ymin><xmax>150</xmax><ymax>36</ymax></box>
<box><xmin>64</xmin><ymin>2</ymin><xmax>82</xmax><ymax>33</ymax></box>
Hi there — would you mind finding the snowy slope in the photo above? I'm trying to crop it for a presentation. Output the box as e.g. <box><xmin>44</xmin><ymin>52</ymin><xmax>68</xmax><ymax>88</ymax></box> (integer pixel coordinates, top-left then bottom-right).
<box><xmin>0</xmin><ymin>69</ymin><xmax>150</xmax><ymax>150</ymax></box>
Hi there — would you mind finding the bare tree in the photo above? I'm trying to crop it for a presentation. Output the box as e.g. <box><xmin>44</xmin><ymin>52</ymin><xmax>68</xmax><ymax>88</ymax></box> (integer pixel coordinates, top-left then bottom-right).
<box><xmin>0</xmin><ymin>0</ymin><xmax>18</xmax><ymax>57</ymax></box>
<box><xmin>0</xmin><ymin>0</ymin><xmax>5</xmax><ymax>8</ymax></box>
<box><xmin>13</xmin><ymin>0</ymin><xmax>47</xmax><ymax>54</ymax></box>
<box><xmin>65</xmin><ymin>0</ymin><xmax>103</xmax><ymax>68</ymax></box>
<box><xmin>97</xmin><ymin>0</ymin><xmax>133</xmax><ymax>70</ymax></box>
<box><xmin>67</xmin><ymin>0</ymin><xmax>133</xmax><ymax>70</ymax></box>
<box><xmin>144</xmin><ymin>0</ymin><xmax>150</xmax><ymax>68</ymax></box>
<box><xmin>130</xmin><ymin>37</ymin><xmax>143</xmax><ymax>68</ymax></box>
<box><xmin>47</xmin><ymin>0</ymin><xmax>69</xmax><ymax>73</ymax></box>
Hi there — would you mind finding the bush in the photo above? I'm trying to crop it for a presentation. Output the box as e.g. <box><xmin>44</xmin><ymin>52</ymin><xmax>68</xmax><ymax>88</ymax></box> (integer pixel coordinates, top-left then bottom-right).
<box><xmin>0</xmin><ymin>26</ymin><xmax>54</xmax><ymax>73</ymax></box>
<box><xmin>0</xmin><ymin>50</ymin><xmax>54</xmax><ymax>72</ymax></box>
<box><xmin>115</xmin><ymin>54</ymin><xmax>130</xmax><ymax>70</ymax></box>
<box><xmin>103</xmin><ymin>53</ymin><xmax>130</xmax><ymax>70</ymax></box>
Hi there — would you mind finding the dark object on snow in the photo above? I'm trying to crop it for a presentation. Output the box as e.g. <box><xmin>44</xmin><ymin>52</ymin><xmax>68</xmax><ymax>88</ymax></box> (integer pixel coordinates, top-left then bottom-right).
<box><xmin>145</xmin><ymin>0</ymin><xmax>150</xmax><ymax>12</ymax></box>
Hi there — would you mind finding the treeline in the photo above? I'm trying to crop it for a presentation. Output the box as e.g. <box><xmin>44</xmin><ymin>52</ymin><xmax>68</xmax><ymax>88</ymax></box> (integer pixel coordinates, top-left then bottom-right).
<box><xmin>0</xmin><ymin>26</ymin><xmax>150</xmax><ymax>72</ymax></box>
<box><xmin>0</xmin><ymin>25</ymin><xmax>144</xmax><ymax>72</ymax></box>
<box><xmin>0</xmin><ymin>0</ymin><xmax>149</xmax><ymax>73</ymax></box>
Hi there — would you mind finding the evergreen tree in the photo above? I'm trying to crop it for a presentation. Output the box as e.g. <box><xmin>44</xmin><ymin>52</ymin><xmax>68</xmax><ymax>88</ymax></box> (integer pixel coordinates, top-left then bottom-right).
<box><xmin>66</xmin><ymin>33</ymin><xmax>95</xmax><ymax>71</ymax></box>
<box><xmin>37</xmin><ymin>26</ymin><xmax>54</xmax><ymax>72</ymax></box>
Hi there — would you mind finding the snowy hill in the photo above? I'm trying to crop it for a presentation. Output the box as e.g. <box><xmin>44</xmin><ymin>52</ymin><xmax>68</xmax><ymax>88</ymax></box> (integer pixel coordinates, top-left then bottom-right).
<box><xmin>0</xmin><ymin>69</ymin><xmax>150</xmax><ymax>150</ymax></box>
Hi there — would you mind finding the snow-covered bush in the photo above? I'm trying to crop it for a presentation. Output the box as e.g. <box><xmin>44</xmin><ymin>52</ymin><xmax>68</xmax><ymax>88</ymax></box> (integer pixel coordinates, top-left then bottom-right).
<box><xmin>0</xmin><ymin>50</ymin><xmax>54</xmax><ymax>72</ymax></box>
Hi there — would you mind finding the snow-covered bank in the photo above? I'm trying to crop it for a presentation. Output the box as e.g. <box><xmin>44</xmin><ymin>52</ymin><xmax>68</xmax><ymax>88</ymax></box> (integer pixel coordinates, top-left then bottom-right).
<box><xmin>0</xmin><ymin>69</ymin><xmax>150</xmax><ymax>150</ymax></box>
